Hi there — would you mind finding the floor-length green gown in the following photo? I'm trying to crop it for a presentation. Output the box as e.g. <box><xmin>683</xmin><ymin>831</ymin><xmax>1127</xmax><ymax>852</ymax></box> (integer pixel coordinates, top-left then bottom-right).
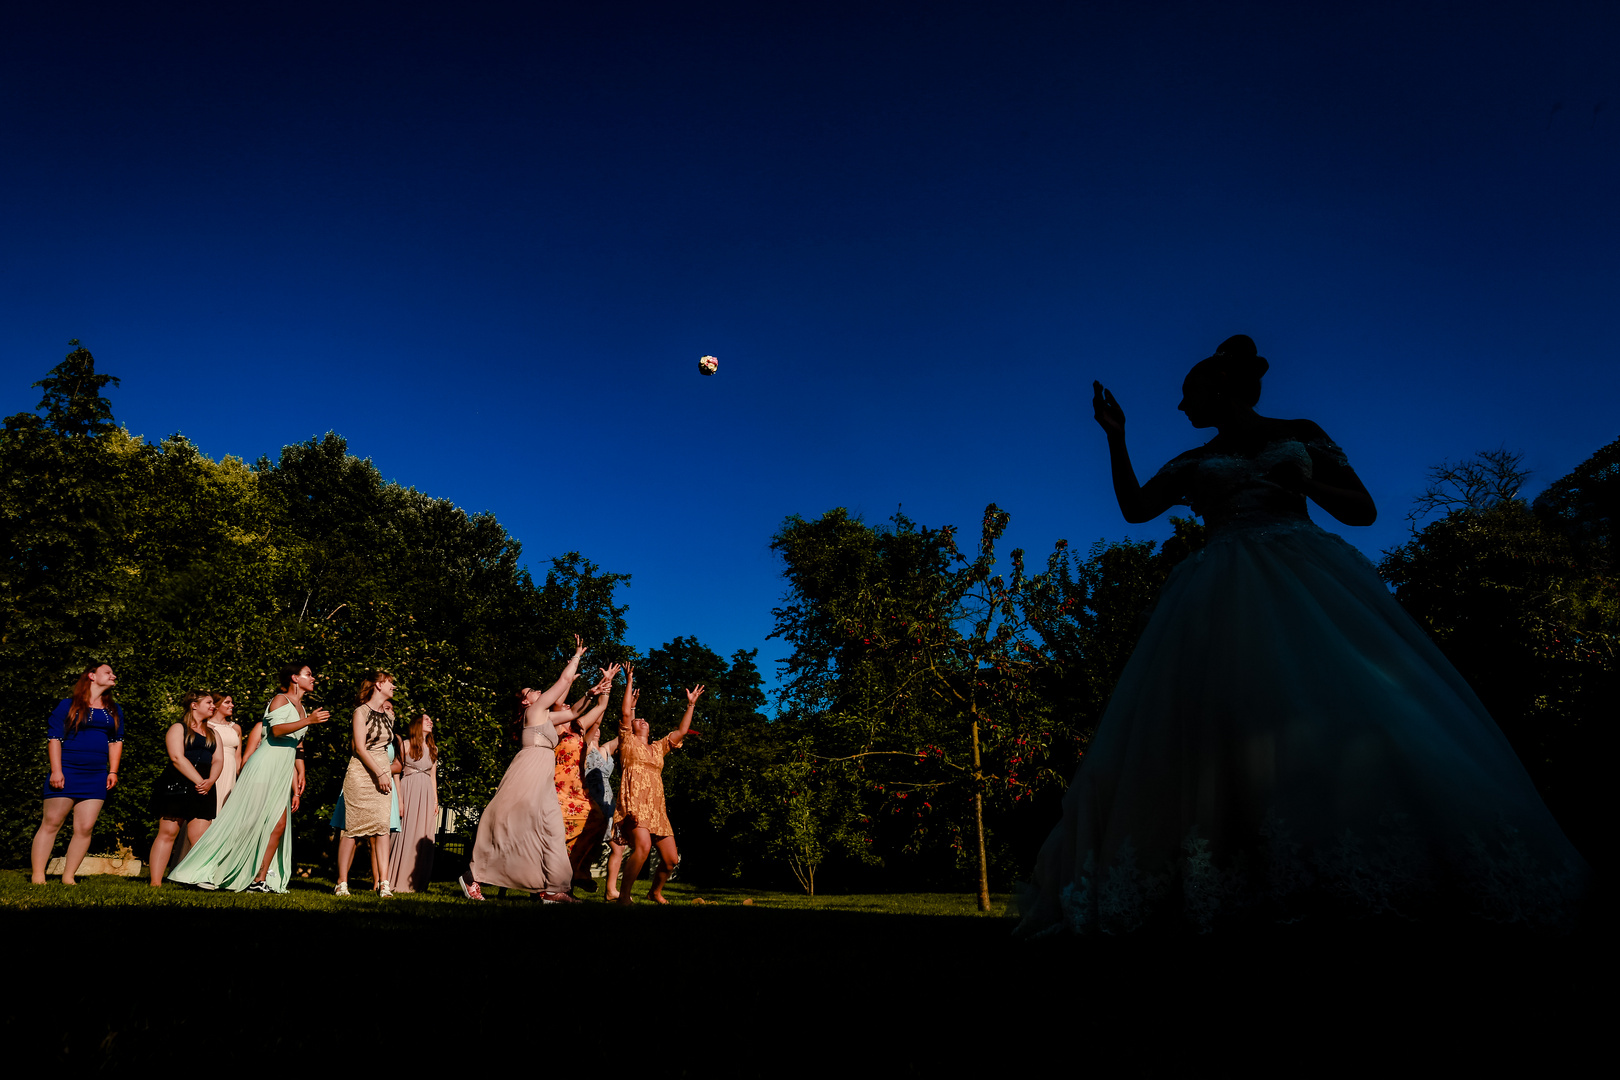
<box><xmin>170</xmin><ymin>701</ymin><xmax>306</xmax><ymax>892</ymax></box>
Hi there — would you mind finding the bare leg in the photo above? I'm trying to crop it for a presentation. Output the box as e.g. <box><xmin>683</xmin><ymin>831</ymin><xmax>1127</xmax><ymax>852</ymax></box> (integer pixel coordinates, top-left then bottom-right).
<box><xmin>337</xmin><ymin>834</ymin><xmax>357</xmax><ymax>886</ymax></box>
<box><xmin>372</xmin><ymin>834</ymin><xmax>391</xmax><ymax>886</ymax></box>
<box><xmin>31</xmin><ymin>798</ymin><xmax>74</xmax><ymax>883</ymax></box>
<box><xmin>605</xmin><ymin>838</ymin><xmax>626</xmax><ymax>900</ymax></box>
<box><xmin>648</xmin><ymin>835</ymin><xmax>679</xmax><ymax>904</ymax></box>
<box><xmin>61</xmin><ymin>800</ymin><xmax>104</xmax><ymax>884</ymax></box>
<box><xmin>187</xmin><ymin>817</ymin><xmax>212</xmax><ymax>845</ymax></box>
<box><xmin>616</xmin><ymin>828</ymin><xmax>652</xmax><ymax>905</ymax></box>
<box><xmin>254</xmin><ymin>808</ymin><xmax>289</xmax><ymax>883</ymax></box>
<box><xmin>570</xmin><ymin>814</ymin><xmax>607</xmax><ymax>883</ymax></box>
<box><xmin>149</xmin><ymin>818</ymin><xmax>182</xmax><ymax>886</ymax></box>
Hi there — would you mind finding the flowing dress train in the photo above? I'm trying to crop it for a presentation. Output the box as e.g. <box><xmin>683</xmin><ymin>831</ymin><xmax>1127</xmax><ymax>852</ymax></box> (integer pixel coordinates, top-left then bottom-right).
<box><xmin>171</xmin><ymin>701</ymin><xmax>307</xmax><ymax>893</ymax></box>
<box><xmin>468</xmin><ymin>722</ymin><xmax>571</xmax><ymax>893</ymax></box>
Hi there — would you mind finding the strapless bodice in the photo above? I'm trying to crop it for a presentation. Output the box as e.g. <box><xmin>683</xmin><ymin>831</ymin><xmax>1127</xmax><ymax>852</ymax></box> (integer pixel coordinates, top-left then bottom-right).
<box><xmin>520</xmin><ymin>723</ymin><xmax>557</xmax><ymax>750</ymax></box>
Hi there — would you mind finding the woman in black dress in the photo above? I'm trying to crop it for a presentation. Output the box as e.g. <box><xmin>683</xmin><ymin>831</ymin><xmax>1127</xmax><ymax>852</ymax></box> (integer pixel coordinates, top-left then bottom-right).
<box><xmin>148</xmin><ymin>690</ymin><xmax>225</xmax><ymax>886</ymax></box>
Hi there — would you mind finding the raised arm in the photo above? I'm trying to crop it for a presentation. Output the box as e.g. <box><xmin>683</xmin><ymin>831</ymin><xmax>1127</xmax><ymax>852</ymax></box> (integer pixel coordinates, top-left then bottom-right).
<box><xmin>1094</xmin><ymin>382</ymin><xmax>1177</xmax><ymax>524</ymax></box>
<box><xmin>549</xmin><ymin>669</ymin><xmax>617</xmax><ymax>727</ymax></box>
<box><xmin>531</xmin><ymin>635</ymin><xmax>588</xmax><ymax>715</ymax></box>
<box><xmin>665</xmin><ymin>685</ymin><xmax>704</xmax><ymax>749</ymax></box>
<box><xmin>620</xmin><ymin>665</ymin><xmax>637</xmax><ymax>724</ymax></box>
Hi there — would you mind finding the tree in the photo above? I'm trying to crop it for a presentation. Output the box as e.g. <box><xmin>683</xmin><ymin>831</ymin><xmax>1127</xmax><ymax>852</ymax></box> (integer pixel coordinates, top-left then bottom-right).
<box><xmin>1406</xmin><ymin>447</ymin><xmax>1530</xmax><ymax>529</ymax></box>
<box><xmin>769</xmin><ymin>505</ymin><xmax>1061</xmax><ymax>910</ymax></box>
<box><xmin>32</xmin><ymin>340</ymin><xmax>121</xmax><ymax>438</ymax></box>
<box><xmin>1534</xmin><ymin>436</ymin><xmax>1618</xmax><ymax>558</ymax></box>
<box><xmin>1380</xmin><ymin>446</ymin><xmax>1615</xmax><ymax>858</ymax></box>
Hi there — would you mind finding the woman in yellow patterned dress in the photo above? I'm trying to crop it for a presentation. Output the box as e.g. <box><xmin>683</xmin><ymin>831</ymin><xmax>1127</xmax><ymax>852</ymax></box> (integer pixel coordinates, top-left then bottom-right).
<box><xmin>614</xmin><ymin>680</ymin><xmax>703</xmax><ymax>905</ymax></box>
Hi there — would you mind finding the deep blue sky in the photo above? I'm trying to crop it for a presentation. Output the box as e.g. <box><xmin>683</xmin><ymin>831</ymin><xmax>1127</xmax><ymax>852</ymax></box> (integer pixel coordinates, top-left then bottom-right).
<box><xmin>3</xmin><ymin>3</ymin><xmax>1616</xmax><ymax>680</ymax></box>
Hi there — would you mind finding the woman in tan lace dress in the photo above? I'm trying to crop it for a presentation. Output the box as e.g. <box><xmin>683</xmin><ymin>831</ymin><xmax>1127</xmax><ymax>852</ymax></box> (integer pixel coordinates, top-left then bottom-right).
<box><xmin>614</xmin><ymin>680</ymin><xmax>703</xmax><ymax>905</ymax></box>
<box><xmin>339</xmin><ymin>669</ymin><xmax>400</xmax><ymax>896</ymax></box>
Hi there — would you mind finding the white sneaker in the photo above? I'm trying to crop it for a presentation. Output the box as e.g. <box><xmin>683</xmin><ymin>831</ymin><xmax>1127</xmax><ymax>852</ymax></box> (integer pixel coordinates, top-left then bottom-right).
<box><xmin>378</xmin><ymin>880</ymin><xmax>393</xmax><ymax>898</ymax></box>
<box><xmin>334</xmin><ymin>882</ymin><xmax>350</xmax><ymax>896</ymax></box>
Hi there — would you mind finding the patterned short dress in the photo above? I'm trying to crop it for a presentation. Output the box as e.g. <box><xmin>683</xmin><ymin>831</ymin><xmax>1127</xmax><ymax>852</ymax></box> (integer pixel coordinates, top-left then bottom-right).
<box><xmin>613</xmin><ymin>734</ymin><xmax>679</xmax><ymax>838</ymax></box>
<box><xmin>554</xmin><ymin>728</ymin><xmax>593</xmax><ymax>842</ymax></box>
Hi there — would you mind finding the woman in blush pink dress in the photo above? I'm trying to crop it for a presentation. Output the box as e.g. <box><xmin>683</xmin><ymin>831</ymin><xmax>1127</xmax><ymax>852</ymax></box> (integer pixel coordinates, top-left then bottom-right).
<box><xmin>387</xmin><ymin>712</ymin><xmax>440</xmax><ymax>893</ymax></box>
<box><xmin>459</xmin><ymin>638</ymin><xmax>615</xmax><ymax>904</ymax></box>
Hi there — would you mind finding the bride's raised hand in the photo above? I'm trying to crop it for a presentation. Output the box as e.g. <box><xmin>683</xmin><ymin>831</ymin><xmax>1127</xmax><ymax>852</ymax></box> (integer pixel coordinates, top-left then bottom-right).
<box><xmin>1093</xmin><ymin>381</ymin><xmax>1126</xmax><ymax>437</ymax></box>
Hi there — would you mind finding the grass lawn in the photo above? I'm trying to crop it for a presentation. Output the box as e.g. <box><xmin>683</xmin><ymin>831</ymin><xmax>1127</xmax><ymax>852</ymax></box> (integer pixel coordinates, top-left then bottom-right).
<box><xmin>1</xmin><ymin>869</ymin><xmax>1599</xmax><ymax>1074</ymax></box>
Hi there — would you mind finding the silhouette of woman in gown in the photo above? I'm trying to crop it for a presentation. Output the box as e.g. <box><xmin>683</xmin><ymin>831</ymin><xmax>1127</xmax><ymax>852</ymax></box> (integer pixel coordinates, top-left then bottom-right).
<box><xmin>1019</xmin><ymin>336</ymin><xmax>1586</xmax><ymax>934</ymax></box>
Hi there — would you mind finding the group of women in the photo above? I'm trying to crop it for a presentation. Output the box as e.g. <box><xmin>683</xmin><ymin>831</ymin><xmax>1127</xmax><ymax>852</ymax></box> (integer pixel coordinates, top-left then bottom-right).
<box><xmin>458</xmin><ymin>635</ymin><xmax>701</xmax><ymax>905</ymax></box>
<box><xmin>31</xmin><ymin>642</ymin><xmax>692</xmax><ymax>905</ymax></box>
<box><xmin>31</xmin><ymin>660</ymin><xmax>441</xmax><ymax>895</ymax></box>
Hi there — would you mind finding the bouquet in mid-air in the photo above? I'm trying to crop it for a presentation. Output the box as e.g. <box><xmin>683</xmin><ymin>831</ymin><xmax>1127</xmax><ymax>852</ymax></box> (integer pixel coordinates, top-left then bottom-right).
<box><xmin>698</xmin><ymin>355</ymin><xmax>719</xmax><ymax>376</ymax></box>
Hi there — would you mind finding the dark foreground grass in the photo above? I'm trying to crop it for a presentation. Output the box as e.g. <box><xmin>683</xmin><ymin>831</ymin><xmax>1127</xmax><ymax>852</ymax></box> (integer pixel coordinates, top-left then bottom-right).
<box><xmin>1</xmin><ymin>870</ymin><xmax>1598</xmax><ymax>1074</ymax></box>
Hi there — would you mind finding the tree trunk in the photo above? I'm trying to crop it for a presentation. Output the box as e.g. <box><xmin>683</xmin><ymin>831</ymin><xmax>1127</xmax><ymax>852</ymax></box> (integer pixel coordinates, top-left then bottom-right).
<box><xmin>971</xmin><ymin>718</ymin><xmax>990</xmax><ymax>912</ymax></box>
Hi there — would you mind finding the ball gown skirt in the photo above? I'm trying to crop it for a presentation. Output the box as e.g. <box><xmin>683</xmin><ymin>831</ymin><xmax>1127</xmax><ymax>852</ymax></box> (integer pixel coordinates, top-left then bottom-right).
<box><xmin>468</xmin><ymin>723</ymin><xmax>572</xmax><ymax>893</ymax></box>
<box><xmin>170</xmin><ymin>703</ymin><xmax>306</xmax><ymax>893</ymax></box>
<box><xmin>1018</xmin><ymin>515</ymin><xmax>1588</xmax><ymax>935</ymax></box>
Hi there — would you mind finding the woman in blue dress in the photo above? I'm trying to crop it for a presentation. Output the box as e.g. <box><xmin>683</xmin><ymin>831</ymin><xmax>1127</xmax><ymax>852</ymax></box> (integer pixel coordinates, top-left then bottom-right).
<box><xmin>1019</xmin><ymin>336</ymin><xmax>1587</xmax><ymax>934</ymax></box>
<box><xmin>30</xmin><ymin>663</ymin><xmax>125</xmax><ymax>884</ymax></box>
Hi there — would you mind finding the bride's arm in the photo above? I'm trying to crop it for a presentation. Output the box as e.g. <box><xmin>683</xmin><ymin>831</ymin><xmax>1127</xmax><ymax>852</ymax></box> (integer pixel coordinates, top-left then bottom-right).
<box><xmin>1274</xmin><ymin>423</ymin><xmax>1377</xmax><ymax>527</ymax></box>
<box><xmin>1094</xmin><ymin>382</ymin><xmax>1177</xmax><ymax>524</ymax></box>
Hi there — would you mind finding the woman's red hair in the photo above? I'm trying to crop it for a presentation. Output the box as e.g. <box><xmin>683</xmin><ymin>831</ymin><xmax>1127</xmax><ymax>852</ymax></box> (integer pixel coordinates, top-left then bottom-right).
<box><xmin>66</xmin><ymin>663</ymin><xmax>119</xmax><ymax>736</ymax></box>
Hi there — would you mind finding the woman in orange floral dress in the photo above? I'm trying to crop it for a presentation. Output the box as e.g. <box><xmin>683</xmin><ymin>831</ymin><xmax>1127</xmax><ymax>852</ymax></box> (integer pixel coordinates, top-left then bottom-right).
<box><xmin>553</xmin><ymin>668</ymin><xmax>614</xmax><ymax>894</ymax></box>
<box><xmin>614</xmin><ymin>680</ymin><xmax>703</xmax><ymax>905</ymax></box>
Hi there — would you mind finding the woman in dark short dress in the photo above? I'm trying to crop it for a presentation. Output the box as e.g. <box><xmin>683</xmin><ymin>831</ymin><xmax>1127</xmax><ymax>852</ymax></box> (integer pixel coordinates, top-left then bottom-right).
<box><xmin>30</xmin><ymin>663</ymin><xmax>126</xmax><ymax>884</ymax></box>
<box><xmin>148</xmin><ymin>690</ymin><xmax>225</xmax><ymax>886</ymax></box>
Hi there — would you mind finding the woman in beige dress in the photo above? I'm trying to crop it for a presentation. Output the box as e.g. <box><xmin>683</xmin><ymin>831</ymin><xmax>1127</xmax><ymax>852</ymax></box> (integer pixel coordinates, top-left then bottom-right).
<box><xmin>337</xmin><ymin>669</ymin><xmax>399</xmax><ymax>897</ymax></box>
<box><xmin>615</xmin><ymin>683</ymin><xmax>703</xmax><ymax>906</ymax></box>
<box><xmin>207</xmin><ymin>694</ymin><xmax>243</xmax><ymax>804</ymax></box>
<box><xmin>459</xmin><ymin>637</ymin><xmax>615</xmax><ymax>903</ymax></box>
<box><xmin>387</xmin><ymin>711</ymin><xmax>440</xmax><ymax>892</ymax></box>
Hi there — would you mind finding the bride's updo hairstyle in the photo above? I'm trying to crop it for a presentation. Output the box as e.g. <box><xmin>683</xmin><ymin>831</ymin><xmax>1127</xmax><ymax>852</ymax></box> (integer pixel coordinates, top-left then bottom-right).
<box><xmin>1187</xmin><ymin>334</ymin><xmax>1269</xmax><ymax>407</ymax></box>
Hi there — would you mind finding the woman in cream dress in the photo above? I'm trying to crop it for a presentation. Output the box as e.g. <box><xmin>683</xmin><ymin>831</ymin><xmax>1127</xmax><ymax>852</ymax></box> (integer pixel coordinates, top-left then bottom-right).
<box><xmin>459</xmin><ymin>637</ymin><xmax>616</xmax><ymax>903</ymax></box>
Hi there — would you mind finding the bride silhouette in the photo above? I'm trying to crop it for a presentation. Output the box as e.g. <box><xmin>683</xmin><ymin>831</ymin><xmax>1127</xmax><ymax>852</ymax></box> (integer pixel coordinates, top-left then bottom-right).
<box><xmin>1019</xmin><ymin>335</ymin><xmax>1586</xmax><ymax>934</ymax></box>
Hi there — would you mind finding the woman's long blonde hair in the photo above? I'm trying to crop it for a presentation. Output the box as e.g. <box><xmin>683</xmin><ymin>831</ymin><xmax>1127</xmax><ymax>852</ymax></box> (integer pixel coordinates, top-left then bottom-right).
<box><xmin>178</xmin><ymin>689</ymin><xmax>217</xmax><ymax>748</ymax></box>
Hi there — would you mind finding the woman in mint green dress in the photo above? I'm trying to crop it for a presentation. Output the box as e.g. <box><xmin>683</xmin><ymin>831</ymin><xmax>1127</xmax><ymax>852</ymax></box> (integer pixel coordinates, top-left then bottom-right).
<box><xmin>171</xmin><ymin>661</ymin><xmax>330</xmax><ymax>893</ymax></box>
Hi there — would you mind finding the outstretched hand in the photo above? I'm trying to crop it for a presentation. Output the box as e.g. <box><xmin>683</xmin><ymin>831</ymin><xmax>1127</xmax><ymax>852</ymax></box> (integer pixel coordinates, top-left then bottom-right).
<box><xmin>1092</xmin><ymin>381</ymin><xmax>1125</xmax><ymax>436</ymax></box>
<box><xmin>685</xmin><ymin>684</ymin><xmax>706</xmax><ymax>705</ymax></box>
<box><xmin>571</xmin><ymin>634</ymin><xmax>586</xmax><ymax>659</ymax></box>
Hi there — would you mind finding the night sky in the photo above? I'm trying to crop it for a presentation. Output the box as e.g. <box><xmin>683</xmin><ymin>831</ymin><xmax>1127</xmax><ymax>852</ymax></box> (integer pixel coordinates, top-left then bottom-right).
<box><xmin>3</xmin><ymin>3</ymin><xmax>1616</xmax><ymax>679</ymax></box>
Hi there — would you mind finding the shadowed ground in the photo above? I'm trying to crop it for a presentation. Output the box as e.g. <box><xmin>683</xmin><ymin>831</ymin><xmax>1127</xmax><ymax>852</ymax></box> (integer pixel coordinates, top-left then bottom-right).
<box><xmin>1</xmin><ymin>871</ymin><xmax>1596</xmax><ymax>1073</ymax></box>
